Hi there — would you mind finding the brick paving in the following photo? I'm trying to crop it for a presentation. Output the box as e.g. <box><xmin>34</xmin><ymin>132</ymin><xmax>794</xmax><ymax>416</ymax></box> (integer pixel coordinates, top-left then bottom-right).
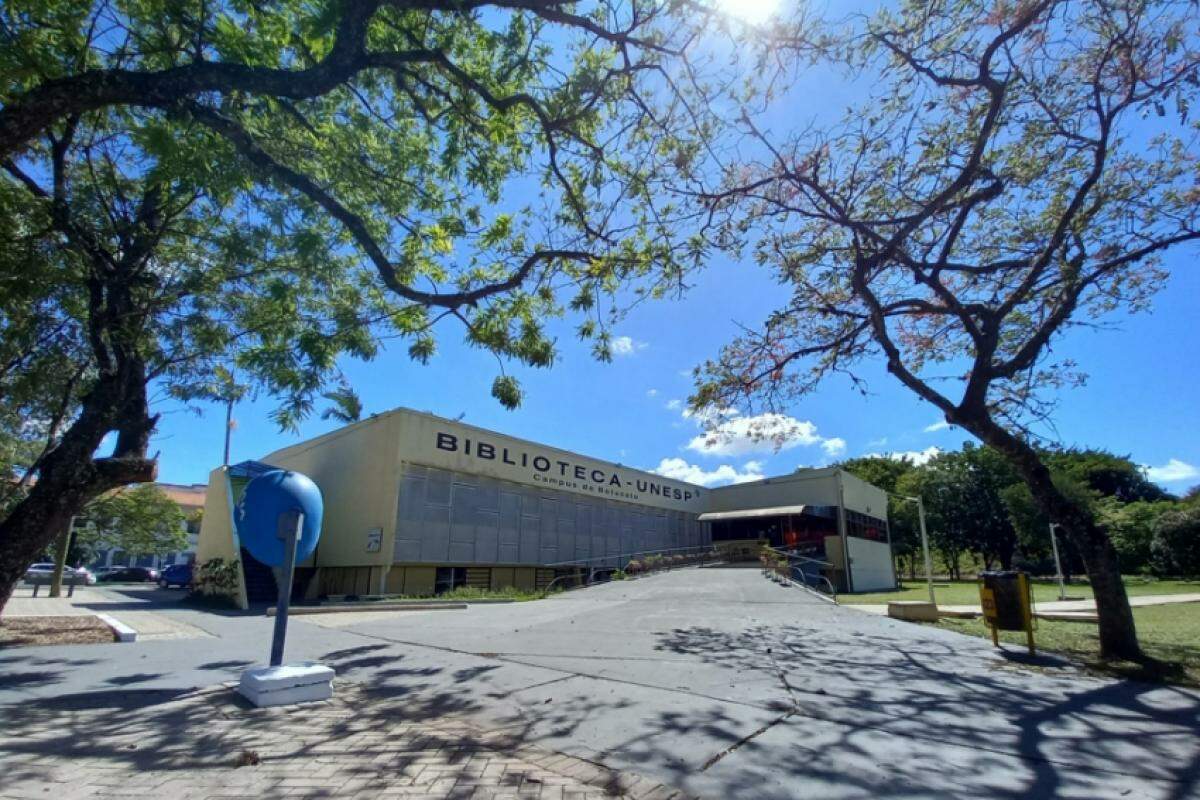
<box><xmin>0</xmin><ymin>682</ymin><xmax>692</xmax><ymax>800</ymax></box>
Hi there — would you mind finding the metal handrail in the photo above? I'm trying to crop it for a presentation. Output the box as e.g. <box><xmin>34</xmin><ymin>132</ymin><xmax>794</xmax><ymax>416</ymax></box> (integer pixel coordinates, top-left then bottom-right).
<box><xmin>538</xmin><ymin>544</ymin><xmax>720</xmax><ymax>598</ymax></box>
<box><xmin>539</xmin><ymin>573</ymin><xmax>579</xmax><ymax>598</ymax></box>
<box><xmin>762</xmin><ymin>545</ymin><xmax>838</xmax><ymax>601</ymax></box>
<box><xmin>762</xmin><ymin>545</ymin><xmax>835</xmax><ymax>571</ymax></box>
<box><xmin>545</xmin><ymin>544</ymin><xmax>717</xmax><ymax>569</ymax></box>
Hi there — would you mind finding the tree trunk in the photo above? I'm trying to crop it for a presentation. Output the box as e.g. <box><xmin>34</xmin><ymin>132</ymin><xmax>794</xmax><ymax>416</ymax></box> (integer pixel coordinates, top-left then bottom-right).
<box><xmin>999</xmin><ymin>541</ymin><xmax>1015</xmax><ymax>571</ymax></box>
<box><xmin>0</xmin><ymin>366</ymin><xmax>156</xmax><ymax>613</ymax></box>
<box><xmin>961</xmin><ymin>415</ymin><xmax>1141</xmax><ymax>661</ymax></box>
<box><xmin>48</xmin><ymin>522</ymin><xmax>72</xmax><ymax>598</ymax></box>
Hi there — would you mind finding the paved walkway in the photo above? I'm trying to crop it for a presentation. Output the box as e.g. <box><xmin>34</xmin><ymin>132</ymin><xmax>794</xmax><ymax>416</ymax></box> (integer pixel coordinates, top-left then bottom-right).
<box><xmin>2</xmin><ymin>570</ymin><xmax>1197</xmax><ymax>799</ymax></box>
<box><xmin>3</xmin><ymin>585</ymin><xmax>212</xmax><ymax>640</ymax></box>
<box><xmin>850</xmin><ymin>592</ymin><xmax>1200</xmax><ymax>617</ymax></box>
<box><xmin>0</xmin><ymin>681</ymin><xmax>686</xmax><ymax>800</ymax></box>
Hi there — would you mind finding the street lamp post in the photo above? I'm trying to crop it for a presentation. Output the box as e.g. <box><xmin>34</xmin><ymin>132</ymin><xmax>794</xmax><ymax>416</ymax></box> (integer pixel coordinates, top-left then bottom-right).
<box><xmin>893</xmin><ymin>494</ymin><xmax>935</xmax><ymax>606</ymax></box>
<box><xmin>1048</xmin><ymin>522</ymin><xmax>1067</xmax><ymax>601</ymax></box>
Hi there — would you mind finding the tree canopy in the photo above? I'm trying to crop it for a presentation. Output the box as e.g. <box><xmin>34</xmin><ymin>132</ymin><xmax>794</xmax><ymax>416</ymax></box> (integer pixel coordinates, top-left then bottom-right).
<box><xmin>0</xmin><ymin>0</ymin><xmax>733</xmax><ymax>608</ymax></box>
<box><xmin>78</xmin><ymin>484</ymin><xmax>188</xmax><ymax>562</ymax></box>
<box><xmin>844</xmin><ymin>444</ymin><xmax>1192</xmax><ymax>579</ymax></box>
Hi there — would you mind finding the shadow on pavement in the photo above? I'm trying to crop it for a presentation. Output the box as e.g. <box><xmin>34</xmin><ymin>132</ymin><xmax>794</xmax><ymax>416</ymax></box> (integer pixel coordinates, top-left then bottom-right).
<box><xmin>641</xmin><ymin>623</ymin><xmax>1200</xmax><ymax>799</ymax></box>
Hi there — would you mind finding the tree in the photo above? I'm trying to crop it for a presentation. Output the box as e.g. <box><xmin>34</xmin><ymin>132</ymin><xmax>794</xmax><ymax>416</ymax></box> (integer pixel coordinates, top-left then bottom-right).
<box><xmin>80</xmin><ymin>485</ymin><xmax>188</xmax><ymax>564</ymax></box>
<box><xmin>890</xmin><ymin>446</ymin><xmax>1018</xmax><ymax>577</ymax></box>
<box><xmin>1044</xmin><ymin>450</ymin><xmax>1168</xmax><ymax>504</ymax></box>
<box><xmin>1001</xmin><ymin>474</ymin><xmax>1092</xmax><ymax>579</ymax></box>
<box><xmin>1150</xmin><ymin>507</ymin><xmax>1200</xmax><ymax>577</ymax></box>
<box><xmin>693</xmin><ymin>0</ymin><xmax>1200</xmax><ymax>659</ymax></box>
<box><xmin>0</xmin><ymin>0</ymin><xmax>720</xmax><ymax>609</ymax></box>
<box><xmin>894</xmin><ymin>467</ymin><xmax>970</xmax><ymax>579</ymax></box>
<box><xmin>1095</xmin><ymin>497</ymin><xmax>1175</xmax><ymax>574</ymax></box>
<box><xmin>954</xmin><ymin>445</ymin><xmax>1021</xmax><ymax>570</ymax></box>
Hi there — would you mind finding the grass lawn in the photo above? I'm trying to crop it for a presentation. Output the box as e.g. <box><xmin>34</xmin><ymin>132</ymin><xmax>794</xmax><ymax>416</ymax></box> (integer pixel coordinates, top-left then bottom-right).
<box><xmin>840</xmin><ymin>578</ymin><xmax>1200</xmax><ymax>606</ymax></box>
<box><xmin>937</xmin><ymin>603</ymin><xmax>1200</xmax><ymax>687</ymax></box>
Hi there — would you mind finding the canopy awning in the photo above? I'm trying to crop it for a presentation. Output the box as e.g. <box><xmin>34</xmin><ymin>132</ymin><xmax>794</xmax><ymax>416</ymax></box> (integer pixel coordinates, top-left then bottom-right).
<box><xmin>697</xmin><ymin>505</ymin><xmax>808</xmax><ymax>523</ymax></box>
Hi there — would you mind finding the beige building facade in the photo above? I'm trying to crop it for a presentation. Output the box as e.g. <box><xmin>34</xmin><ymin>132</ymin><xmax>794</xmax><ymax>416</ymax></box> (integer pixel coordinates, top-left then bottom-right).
<box><xmin>195</xmin><ymin>408</ymin><xmax>894</xmax><ymax>607</ymax></box>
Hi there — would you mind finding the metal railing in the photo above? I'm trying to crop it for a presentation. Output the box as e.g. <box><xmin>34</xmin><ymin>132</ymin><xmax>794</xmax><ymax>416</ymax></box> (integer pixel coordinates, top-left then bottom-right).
<box><xmin>761</xmin><ymin>545</ymin><xmax>838</xmax><ymax>601</ymax></box>
<box><xmin>539</xmin><ymin>544</ymin><xmax>721</xmax><ymax>598</ymax></box>
<box><xmin>545</xmin><ymin>544</ymin><xmax>719</xmax><ymax>571</ymax></box>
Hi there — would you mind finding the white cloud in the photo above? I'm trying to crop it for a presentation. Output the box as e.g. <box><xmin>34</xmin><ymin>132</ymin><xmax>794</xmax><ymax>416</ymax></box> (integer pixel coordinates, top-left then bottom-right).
<box><xmin>652</xmin><ymin>457</ymin><xmax>765</xmax><ymax>487</ymax></box>
<box><xmin>867</xmin><ymin>437</ymin><xmax>889</xmax><ymax>448</ymax></box>
<box><xmin>685</xmin><ymin>411</ymin><xmax>843</xmax><ymax>458</ymax></box>
<box><xmin>924</xmin><ymin>420</ymin><xmax>951</xmax><ymax>433</ymax></box>
<box><xmin>1144</xmin><ymin>458</ymin><xmax>1200</xmax><ymax>484</ymax></box>
<box><xmin>864</xmin><ymin>446</ymin><xmax>942</xmax><ymax>466</ymax></box>
<box><xmin>821</xmin><ymin>437</ymin><xmax>847</xmax><ymax>457</ymax></box>
<box><xmin>646</xmin><ymin>388</ymin><xmax>659</xmax><ymax>398</ymax></box>
<box><xmin>611</xmin><ymin>335</ymin><xmax>647</xmax><ymax>356</ymax></box>
<box><xmin>665</xmin><ymin>399</ymin><xmax>682</xmax><ymax>411</ymax></box>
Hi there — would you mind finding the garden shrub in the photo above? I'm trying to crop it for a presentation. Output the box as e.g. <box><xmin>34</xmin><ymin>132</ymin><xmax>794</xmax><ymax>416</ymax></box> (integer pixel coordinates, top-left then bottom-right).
<box><xmin>191</xmin><ymin>558</ymin><xmax>240</xmax><ymax>596</ymax></box>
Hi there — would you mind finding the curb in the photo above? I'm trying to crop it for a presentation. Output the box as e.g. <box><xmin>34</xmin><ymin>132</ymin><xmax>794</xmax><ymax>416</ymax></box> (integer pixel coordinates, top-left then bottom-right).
<box><xmin>267</xmin><ymin>602</ymin><xmax>468</xmax><ymax>616</ymax></box>
<box><xmin>95</xmin><ymin>612</ymin><xmax>138</xmax><ymax>642</ymax></box>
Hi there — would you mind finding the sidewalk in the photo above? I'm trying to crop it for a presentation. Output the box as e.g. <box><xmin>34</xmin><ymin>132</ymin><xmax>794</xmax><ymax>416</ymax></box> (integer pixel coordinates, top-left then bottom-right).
<box><xmin>849</xmin><ymin>592</ymin><xmax>1200</xmax><ymax>617</ymax></box>
<box><xmin>0</xmin><ymin>681</ymin><xmax>691</xmax><ymax>800</ymax></box>
<box><xmin>3</xmin><ymin>585</ymin><xmax>212</xmax><ymax>641</ymax></box>
<box><xmin>2</xmin><ymin>585</ymin><xmax>106</xmax><ymax>616</ymax></box>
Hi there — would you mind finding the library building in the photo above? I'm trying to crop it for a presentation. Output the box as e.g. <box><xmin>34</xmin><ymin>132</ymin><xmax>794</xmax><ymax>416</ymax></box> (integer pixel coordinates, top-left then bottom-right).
<box><xmin>195</xmin><ymin>407</ymin><xmax>896</xmax><ymax>607</ymax></box>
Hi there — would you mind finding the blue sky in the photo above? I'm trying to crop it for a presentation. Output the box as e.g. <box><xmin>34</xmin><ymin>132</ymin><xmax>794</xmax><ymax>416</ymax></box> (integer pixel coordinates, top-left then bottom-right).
<box><xmin>149</xmin><ymin>244</ymin><xmax>1200</xmax><ymax>494</ymax></box>
<box><xmin>144</xmin><ymin>2</ymin><xmax>1200</xmax><ymax>495</ymax></box>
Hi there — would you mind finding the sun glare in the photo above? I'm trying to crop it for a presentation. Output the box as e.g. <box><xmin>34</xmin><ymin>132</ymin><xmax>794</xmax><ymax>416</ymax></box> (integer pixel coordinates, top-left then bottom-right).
<box><xmin>713</xmin><ymin>0</ymin><xmax>781</xmax><ymax>26</ymax></box>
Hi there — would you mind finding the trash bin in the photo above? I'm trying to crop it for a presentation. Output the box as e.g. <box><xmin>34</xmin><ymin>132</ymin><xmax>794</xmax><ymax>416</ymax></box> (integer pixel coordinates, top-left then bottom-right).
<box><xmin>979</xmin><ymin>570</ymin><xmax>1030</xmax><ymax>631</ymax></box>
<box><xmin>979</xmin><ymin>570</ymin><xmax>1037</xmax><ymax>654</ymax></box>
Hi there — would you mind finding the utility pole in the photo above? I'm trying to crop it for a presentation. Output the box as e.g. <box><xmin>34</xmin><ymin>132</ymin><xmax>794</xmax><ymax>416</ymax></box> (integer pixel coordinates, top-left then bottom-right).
<box><xmin>1048</xmin><ymin>522</ymin><xmax>1067</xmax><ymax>601</ymax></box>
<box><xmin>914</xmin><ymin>497</ymin><xmax>934</xmax><ymax>605</ymax></box>
<box><xmin>893</xmin><ymin>494</ymin><xmax>935</xmax><ymax>606</ymax></box>
<box><xmin>223</xmin><ymin>396</ymin><xmax>234</xmax><ymax>466</ymax></box>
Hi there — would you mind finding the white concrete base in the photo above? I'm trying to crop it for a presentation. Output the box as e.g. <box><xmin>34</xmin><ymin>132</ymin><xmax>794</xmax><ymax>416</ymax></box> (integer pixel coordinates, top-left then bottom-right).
<box><xmin>95</xmin><ymin>613</ymin><xmax>137</xmax><ymax>642</ymax></box>
<box><xmin>238</xmin><ymin>662</ymin><xmax>335</xmax><ymax>707</ymax></box>
<box><xmin>887</xmin><ymin>600</ymin><xmax>939</xmax><ymax>622</ymax></box>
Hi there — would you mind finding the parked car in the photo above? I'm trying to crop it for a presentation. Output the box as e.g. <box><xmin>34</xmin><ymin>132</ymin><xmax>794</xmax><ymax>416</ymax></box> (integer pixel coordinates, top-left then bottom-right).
<box><xmin>23</xmin><ymin>562</ymin><xmax>56</xmax><ymax>580</ymax></box>
<box><xmin>99</xmin><ymin>566</ymin><xmax>159</xmax><ymax>583</ymax></box>
<box><xmin>23</xmin><ymin>563</ymin><xmax>95</xmax><ymax>584</ymax></box>
<box><xmin>158</xmin><ymin>563</ymin><xmax>193</xmax><ymax>589</ymax></box>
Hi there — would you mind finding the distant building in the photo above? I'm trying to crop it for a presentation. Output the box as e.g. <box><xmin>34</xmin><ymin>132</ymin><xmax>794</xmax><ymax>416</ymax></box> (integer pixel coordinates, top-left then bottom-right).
<box><xmin>87</xmin><ymin>482</ymin><xmax>207</xmax><ymax>571</ymax></box>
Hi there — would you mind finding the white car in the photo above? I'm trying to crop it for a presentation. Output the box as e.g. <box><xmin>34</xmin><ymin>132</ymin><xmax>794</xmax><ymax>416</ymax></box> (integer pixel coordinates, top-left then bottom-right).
<box><xmin>23</xmin><ymin>563</ymin><xmax>96</xmax><ymax>584</ymax></box>
<box><xmin>23</xmin><ymin>562</ymin><xmax>56</xmax><ymax>580</ymax></box>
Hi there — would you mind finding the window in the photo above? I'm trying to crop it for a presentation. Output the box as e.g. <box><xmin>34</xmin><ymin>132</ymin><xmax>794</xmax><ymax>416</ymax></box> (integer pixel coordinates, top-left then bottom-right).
<box><xmin>434</xmin><ymin>567</ymin><xmax>467</xmax><ymax>595</ymax></box>
<box><xmin>845</xmin><ymin>510</ymin><xmax>889</xmax><ymax>542</ymax></box>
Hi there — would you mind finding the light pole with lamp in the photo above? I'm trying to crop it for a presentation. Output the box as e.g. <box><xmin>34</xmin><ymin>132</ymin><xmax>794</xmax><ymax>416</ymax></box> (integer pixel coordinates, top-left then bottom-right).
<box><xmin>893</xmin><ymin>494</ymin><xmax>936</xmax><ymax>606</ymax></box>
<box><xmin>1048</xmin><ymin>522</ymin><xmax>1067</xmax><ymax>601</ymax></box>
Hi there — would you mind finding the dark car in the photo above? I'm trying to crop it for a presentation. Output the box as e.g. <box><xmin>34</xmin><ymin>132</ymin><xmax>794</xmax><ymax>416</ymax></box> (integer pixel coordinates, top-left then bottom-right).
<box><xmin>99</xmin><ymin>566</ymin><xmax>159</xmax><ymax>583</ymax></box>
<box><xmin>158</xmin><ymin>563</ymin><xmax>193</xmax><ymax>589</ymax></box>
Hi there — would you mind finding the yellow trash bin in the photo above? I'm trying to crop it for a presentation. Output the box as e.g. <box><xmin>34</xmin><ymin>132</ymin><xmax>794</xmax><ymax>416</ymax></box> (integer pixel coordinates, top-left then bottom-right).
<box><xmin>979</xmin><ymin>571</ymin><xmax>1035</xmax><ymax>655</ymax></box>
